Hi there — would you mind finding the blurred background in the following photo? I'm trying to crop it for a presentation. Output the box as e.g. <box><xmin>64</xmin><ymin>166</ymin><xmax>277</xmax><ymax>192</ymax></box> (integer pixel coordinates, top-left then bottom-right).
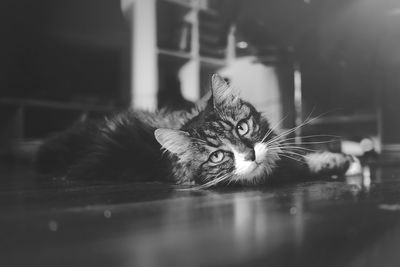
<box><xmin>0</xmin><ymin>0</ymin><xmax>400</xmax><ymax>163</ymax></box>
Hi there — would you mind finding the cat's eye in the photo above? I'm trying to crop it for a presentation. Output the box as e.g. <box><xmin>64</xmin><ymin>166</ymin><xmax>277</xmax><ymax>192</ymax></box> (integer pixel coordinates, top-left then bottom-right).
<box><xmin>209</xmin><ymin>150</ymin><xmax>224</xmax><ymax>163</ymax></box>
<box><xmin>236</xmin><ymin>120</ymin><xmax>249</xmax><ymax>136</ymax></box>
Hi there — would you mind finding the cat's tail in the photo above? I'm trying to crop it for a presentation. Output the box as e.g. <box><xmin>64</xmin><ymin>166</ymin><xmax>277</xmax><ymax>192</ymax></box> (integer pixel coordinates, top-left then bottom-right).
<box><xmin>36</xmin><ymin>112</ymin><xmax>169</xmax><ymax>181</ymax></box>
<box><xmin>35</xmin><ymin>121</ymin><xmax>96</xmax><ymax>176</ymax></box>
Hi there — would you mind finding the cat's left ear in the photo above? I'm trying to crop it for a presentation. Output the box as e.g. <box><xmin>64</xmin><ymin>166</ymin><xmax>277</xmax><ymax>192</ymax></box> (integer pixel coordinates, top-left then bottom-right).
<box><xmin>211</xmin><ymin>74</ymin><xmax>238</xmax><ymax>107</ymax></box>
<box><xmin>154</xmin><ymin>128</ymin><xmax>192</xmax><ymax>157</ymax></box>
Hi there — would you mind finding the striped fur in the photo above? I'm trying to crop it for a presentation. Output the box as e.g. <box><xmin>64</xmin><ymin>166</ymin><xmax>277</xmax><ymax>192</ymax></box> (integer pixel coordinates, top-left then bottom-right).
<box><xmin>36</xmin><ymin>74</ymin><xmax>354</xmax><ymax>187</ymax></box>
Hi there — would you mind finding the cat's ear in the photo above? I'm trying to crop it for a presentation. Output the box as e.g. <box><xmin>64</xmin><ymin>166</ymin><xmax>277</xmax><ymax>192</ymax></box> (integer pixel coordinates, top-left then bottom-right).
<box><xmin>154</xmin><ymin>128</ymin><xmax>191</xmax><ymax>156</ymax></box>
<box><xmin>211</xmin><ymin>74</ymin><xmax>237</xmax><ymax>107</ymax></box>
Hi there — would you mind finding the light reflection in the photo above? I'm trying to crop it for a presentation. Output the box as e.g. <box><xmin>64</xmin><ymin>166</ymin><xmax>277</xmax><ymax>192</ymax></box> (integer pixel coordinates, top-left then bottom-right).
<box><xmin>388</xmin><ymin>8</ymin><xmax>400</xmax><ymax>16</ymax></box>
<box><xmin>231</xmin><ymin>193</ymin><xmax>305</xmax><ymax>256</ymax></box>
<box><xmin>375</xmin><ymin>167</ymin><xmax>383</xmax><ymax>184</ymax></box>
<box><xmin>123</xmin><ymin>190</ymin><xmax>310</xmax><ymax>267</ymax></box>
<box><xmin>379</xmin><ymin>204</ymin><xmax>400</xmax><ymax>211</ymax></box>
<box><xmin>233</xmin><ymin>194</ymin><xmax>270</xmax><ymax>255</ymax></box>
<box><xmin>293</xmin><ymin>193</ymin><xmax>304</xmax><ymax>246</ymax></box>
<box><xmin>236</xmin><ymin>41</ymin><xmax>249</xmax><ymax>49</ymax></box>
<box><xmin>233</xmin><ymin>195</ymin><xmax>260</xmax><ymax>255</ymax></box>
<box><xmin>290</xmin><ymin>206</ymin><xmax>297</xmax><ymax>215</ymax></box>
<box><xmin>362</xmin><ymin>166</ymin><xmax>371</xmax><ymax>189</ymax></box>
<box><xmin>345</xmin><ymin>165</ymin><xmax>372</xmax><ymax>194</ymax></box>
<box><xmin>48</xmin><ymin>220</ymin><xmax>58</xmax><ymax>232</ymax></box>
<box><xmin>122</xmin><ymin>169</ymin><xmax>386</xmax><ymax>267</ymax></box>
<box><xmin>349</xmin><ymin>221</ymin><xmax>400</xmax><ymax>266</ymax></box>
<box><xmin>104</xmin><ymin>209</ymin><xmax>112</xmax><ymax>219</ymax></box>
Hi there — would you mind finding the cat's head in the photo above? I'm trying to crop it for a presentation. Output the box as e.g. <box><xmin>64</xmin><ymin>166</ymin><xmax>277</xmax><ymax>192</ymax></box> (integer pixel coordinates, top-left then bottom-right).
<box><xmin>155</xmin><ymin>74</ymin><xmax>280</xmax><ymax>187</ymax></box>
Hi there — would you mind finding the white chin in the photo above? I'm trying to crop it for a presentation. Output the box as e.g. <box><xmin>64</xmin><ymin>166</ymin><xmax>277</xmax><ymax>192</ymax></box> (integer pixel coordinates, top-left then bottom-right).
<box><xmin>232</xmin><ymin>142</ymin><xmax>278</xmax><ymax>184</ymax></box>
<box><xmin>234</xmin><ymin>163</ymin><xmax>266</xmax><ymax>184</ymax></box>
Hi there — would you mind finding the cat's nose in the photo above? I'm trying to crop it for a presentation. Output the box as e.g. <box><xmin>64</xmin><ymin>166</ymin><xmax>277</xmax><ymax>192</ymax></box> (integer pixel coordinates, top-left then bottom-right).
<box><xmin>244</xmin><ymin>149</ymin><xmax>256</xmax><ymax>161</ymax></box>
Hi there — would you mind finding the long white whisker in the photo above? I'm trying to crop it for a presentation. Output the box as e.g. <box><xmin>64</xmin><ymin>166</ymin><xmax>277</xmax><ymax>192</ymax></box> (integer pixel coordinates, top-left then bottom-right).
<box><xmin>276</xmin><ymin>145</ymin><xmax>318</xmax><ymax>152</ymax></box>
<box><xmin>280</xmin><ymin>134</ymin><xmax>341</xmax><ymax>141</ymax></box>
<box><xmin>277</xmin><ymin>154</ymin><xmax>305</xmax><ymax>164</ymax></box>
<box><xmin>261</xmin><ymin>114</ymin><xmax>289</xmax><ymax>143</ymax></box>
<box><xmin>177</xmin><ymin>173</ymin><xmax>224</xmax><ymax>191</ymax></box>
<box><xmin>264</xmin><ymin>125</ymin><xmax>304</xmax><ymax>147</ymax></box>
<box><xmin>189</xmin><ymin>172</ymin><xmax>232</xmax><ymax>190</ymax></box>
<box><xmin>279</xmin><ymin>150</ymin><xmax>308</xmax><ymax>158</ymax></box>
<box><xmin>268</xmin><ymin>145</ymin><xmax>308</xmax><ymax>158</ymax></box>
<box><xmin>280</xmin><ymin>140</ymin><xmax>338</xmax><ymax>145</ymax></box>
<box><xmin>264</xmin><ymin>111</ymin><xmax>339</xmax><ymax>146</ymax></box>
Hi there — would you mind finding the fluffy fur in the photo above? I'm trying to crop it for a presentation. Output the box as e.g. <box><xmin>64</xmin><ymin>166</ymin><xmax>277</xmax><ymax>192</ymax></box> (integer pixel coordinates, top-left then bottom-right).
<box><xmin>36</xmin><ymin>74</ymin><xmax>354</xmax><ymax>187</ymax></box>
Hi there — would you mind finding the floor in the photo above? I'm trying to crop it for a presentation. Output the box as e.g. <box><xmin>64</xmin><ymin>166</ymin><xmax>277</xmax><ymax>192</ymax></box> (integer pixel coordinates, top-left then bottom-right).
<box><xmin>2</xmin><ymin>163</ymin><xmax>400</xmax><ymax>267</ymax></box>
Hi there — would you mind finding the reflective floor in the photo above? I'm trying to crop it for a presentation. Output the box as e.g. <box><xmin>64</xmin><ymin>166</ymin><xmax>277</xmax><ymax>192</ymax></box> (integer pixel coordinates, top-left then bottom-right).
<box><xmin>1</xmin><ymin>164</ymin><xmax>400</xmax><ymax>267</ymax></box>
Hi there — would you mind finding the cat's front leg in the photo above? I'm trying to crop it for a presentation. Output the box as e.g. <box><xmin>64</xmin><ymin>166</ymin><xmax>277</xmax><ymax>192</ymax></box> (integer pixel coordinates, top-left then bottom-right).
<box><xmin>304</xmin><ymin>151</ymin><xmax>362</xmax><ymax>177</ymax></box>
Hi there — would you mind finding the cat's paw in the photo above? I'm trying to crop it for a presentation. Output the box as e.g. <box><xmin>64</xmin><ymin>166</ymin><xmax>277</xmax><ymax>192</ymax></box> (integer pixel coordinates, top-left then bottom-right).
<box><xmin>344</xmin><ymin>155</ymin><xmax>362</xmax><ymax>176</ymax></box>
<box><xmin>305</xmin><ymin>151</ymin><xmax>359</xmax><ymax>177</ymax></box>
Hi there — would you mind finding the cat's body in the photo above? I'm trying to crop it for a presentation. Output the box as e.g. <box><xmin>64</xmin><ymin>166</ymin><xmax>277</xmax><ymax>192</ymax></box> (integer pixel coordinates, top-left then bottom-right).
<box><xmin>36</xmin><ymin>109</ymin><xmax>196</xmax><ymax>182</ymax></box>
<box><xmin>36</xmin><ymin>75</ymin><xmax>354</xmax><ymax>188</ymax></box>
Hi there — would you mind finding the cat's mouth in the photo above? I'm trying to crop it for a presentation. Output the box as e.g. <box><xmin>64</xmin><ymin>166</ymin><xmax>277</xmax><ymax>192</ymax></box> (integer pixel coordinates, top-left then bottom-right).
<box><xmin>234</xmin><ymin>161</ymin><xmax>266</xmax><ymax>183</ymax></box>
<box><xmin>233</xmin><ymin>142</ymin><xmax>278</xmax><ymax>183</ymax></box>
<box><xmin>234</xmin><ymin>156</ymin><xmax>266</xmax><ymax>177</ymax></box>
<box><xmin>247</xmin><ymin>161</ymin><xmax>261</xmax><ymax>172</ymax></box>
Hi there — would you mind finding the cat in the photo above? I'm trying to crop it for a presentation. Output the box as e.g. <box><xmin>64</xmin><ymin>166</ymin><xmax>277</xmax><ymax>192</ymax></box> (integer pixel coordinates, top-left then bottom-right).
<box><xmin>36</xmin><ymin>74</ymin><xmax>357</xmax><ymax>188</ymax></box>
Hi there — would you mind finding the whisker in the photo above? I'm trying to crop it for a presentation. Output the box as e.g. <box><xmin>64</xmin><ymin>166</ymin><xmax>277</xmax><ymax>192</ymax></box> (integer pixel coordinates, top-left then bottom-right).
<box><xmin>277</xmin><ymin>154</ymin><xmax>305</xmax><ymax>164</ymax></box>
<box><xmin>177</xmin><ymin>173</ymin><xmax>224</xmax><ymax>191</ymax></box>
<box><xmin>264</xmin><ymin>111</ymin><xmax>340</xmax><ymax>146</ymax></box>
<box><xmin>279</xmin><ymin>149</ymin><xmax>308</xmax><ymax>158</ymax></box>
<box><xmin>268</xmin><ymin>145</ymin><xmax>307</xmax><ymax>156</ymax></box>
<box><xmin>267</xmin><ymin>146</ymin><xmax>315</xmax><ymax>157</ymax></box>
<box><xmin>277</xmin><ymin>144</ymin><xmax>318</xmax><ymax>151</ymax></box>
<box><xmin>261</xmin><ymin>114</ymin><xmax>289</xmax><ymax>143</ymax></box>
<box><xmin>264</xmin><ymin>124</ymin><xmax>306</xmax><ymax>146</ymax></box>
<box><xmin>278</xmin><ymin>147</ymin><xmax>316</xmax><ymax>154</ymax></box>
<box><xmin>279</xmin><ymin>140</ymin><xmax>338</xmax><ymax>145</ymax></box>
<box><xmin>280</xmin><ymin>134</ymin><xmax>341</xmax><ymax>141</ymax></box>
<box><xmin>277</xmin><ymin>143</ymin><xmax>321</xmax><ymax>151</ymax></box>
<box><xmin>268</xmin><ymin>144</ymin><xmax>316</xmax><ymax>159</ymax></box>
<box><xmin>188</xmin><ymin>172</ymin><xmax>232</xmax><ymax>190</ymax></box>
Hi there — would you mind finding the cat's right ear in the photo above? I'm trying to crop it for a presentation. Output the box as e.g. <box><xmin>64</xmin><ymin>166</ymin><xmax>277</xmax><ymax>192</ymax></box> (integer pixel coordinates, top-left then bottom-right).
<box><xmin>211</xmin><ymin>74</ymin><xmax>230</xmax><ymax>104</ymax></box>
<box><xmin>211</xmin><ymin>74</ymin><xmax>237</xmax><ymax>107</ymax></box>
<box><xmin>154</xmin><ymin>128</ymin><xmax>191</xmax><ymax>156</ymax></box>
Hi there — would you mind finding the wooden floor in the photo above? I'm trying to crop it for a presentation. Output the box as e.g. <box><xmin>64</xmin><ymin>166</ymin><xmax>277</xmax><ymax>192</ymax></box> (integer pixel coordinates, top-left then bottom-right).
<box><xmin>2</xmin><ymin>162</ymin><xmax>400</xmax><ymax>267</ymax></box>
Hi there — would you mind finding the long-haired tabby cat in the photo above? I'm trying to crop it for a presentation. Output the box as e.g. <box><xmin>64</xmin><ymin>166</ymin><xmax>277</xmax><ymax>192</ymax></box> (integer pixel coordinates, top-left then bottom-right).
<box><xmin>36</xmin><ymin>74</ymin><xmax>356</xmax><ymax>188</ymax></box>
